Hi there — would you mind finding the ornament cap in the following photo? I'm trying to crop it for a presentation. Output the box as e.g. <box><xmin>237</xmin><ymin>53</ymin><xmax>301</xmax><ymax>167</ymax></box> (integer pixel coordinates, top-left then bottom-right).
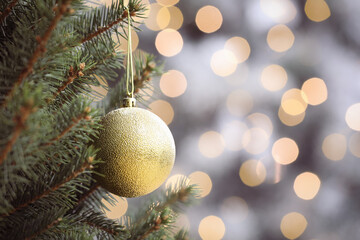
<box><xmin>122</xmin><ymin>97</ymin><xmax>136</xmax><ymax>108</ymax></box>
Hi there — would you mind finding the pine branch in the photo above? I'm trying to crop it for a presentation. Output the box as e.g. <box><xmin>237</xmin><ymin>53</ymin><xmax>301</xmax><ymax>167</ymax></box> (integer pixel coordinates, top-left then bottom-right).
<box><xmin>77</xmin><ymin>183</ymin><xmax>100</xmax><ymax>205</ymax></box>
<box><xmin>25</xmin><ymin>217</ymin><xmax>62</xmax><ymax>240</ymax></box>
<box><xmin>0</xmin><ymin>0</ymin><xmax>18</xmax><ymax>24</ymax></box>
<box><xmin>81</xmin><ymin>7</ymin><xmax>140</xmax><ymax>44</ymax></box>
<box><xmin>3</xmin><ymin>160</ymin><xmax>92</xmax><ymax>217</ymax></box>
<box><xmin>2</xmin><ymin>0</ymin><xmax>72</xmax><ymax>107</ymax></box>
<box><xmin>85</xmin><ymin>220</ymin><xmax>118</xmax><ymax>235</ymax></box>
<box><xmin>41</xmin><ymin>106</ymin><xmax>92</xmax><ymax>147</ymax></box>
<box><xmin>136</xmin><ymin>215</ymin><xmax>162</xmax><ymax>240</ymax></box>
<box><xmin>0</xmin><ymin>100</ymin><xmax>34</xmax><ymax>165</ymax></box>
<box><xmin>50</xmin><ymin>63</ymin><xmax>86</xmax><ymax>101</ymax></box>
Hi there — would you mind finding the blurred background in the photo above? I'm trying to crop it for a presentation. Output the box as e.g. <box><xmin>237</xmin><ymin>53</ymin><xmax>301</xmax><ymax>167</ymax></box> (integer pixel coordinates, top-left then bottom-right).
<box><xmin>88</xmin><ymin>0</ymin><xmax>360</xmax><ymax>239</ymax></box>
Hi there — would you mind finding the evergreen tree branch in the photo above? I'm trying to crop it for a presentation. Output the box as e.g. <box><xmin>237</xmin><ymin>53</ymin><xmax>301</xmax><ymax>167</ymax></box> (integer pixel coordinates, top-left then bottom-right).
<box><xmin>41</xmin><ymin>106</ymin><xmax>92</xmax><ymax>147</ymax></box>
<box><xmin>3</xmin><ymin>160</ymin><xmax>92</xmax><ymax>217</ymax></box>
<box><xmin>0</xmin><ymin>100</ymin><xmax>34</xmax><ymax>165</ymax></box>
<box><xmin>25</xmin><ymin>217</ymin><xmax>62</xmax><ymax>240</ymax></box>
<box><xmin>136</xmin><ymin>215</ymin><xmax>162</xmax><ymax>240</ymax></box>
<box><xmin>3</xmin><ymin>0</ymin><xmax>72</xmax><ymax>107</ymax></box>
<box><xmin>84</xmin><ymin>219</ymin><xmax>118</xmax><ymax>235</ymax></box>
<box><xmin>81</xmin><ymin>8</ymin><xmax>136</xmax><ymax>44</ymax></box>
<box><xmin>0</xmin><ymin>0</ymin><xmax>18</xmax><ymax>24</ymax></box>
<box><xmin>77</xmin><ymin>183</ymin><xmax>100</xmax><ymax>205</ymax></box>
<box><xmin>50</xmin><ymin>63</ymin><xmax>86</xmax><ymax>101</ymax></box>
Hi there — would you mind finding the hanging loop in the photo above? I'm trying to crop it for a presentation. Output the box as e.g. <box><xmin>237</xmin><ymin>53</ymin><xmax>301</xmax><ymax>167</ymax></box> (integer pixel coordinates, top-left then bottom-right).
<box><xmin>123</xmin><ymin>6</ymin><xmax>136</xmax><ymax>108</ymax></box>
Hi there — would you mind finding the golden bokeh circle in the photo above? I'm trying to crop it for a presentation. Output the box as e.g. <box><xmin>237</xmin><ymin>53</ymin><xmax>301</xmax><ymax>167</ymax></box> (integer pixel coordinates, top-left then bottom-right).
<box><xmin>301</xmin><ymin>77</ymin><xmax>328</xmax><ymax>105</ymax></box>
<box><xmin>101</xmin><ymin>194</ymin><xmax>128</xmax><ymax>219</ymax></box>
<box><xmin>305</xmin><ymin>0</ymin><xmax>331</xmax><ymax>22</ymax></box>
<box><xmin>189</xmin><ymin>171</ymin><xmax>212</xmax><ymax>198</ymax></box>
<box><xmin>195</xmin><ymin>5</ymin><xmax>223</xmax><ymax>33</ymax></box>
<box><xmin>281</xmin><ymin>88</ymin><xmax>308</xmax><ymax>116</ymax></box>
<box><xmin>345</xmin><ymin>103</ymin><xmax>360</xmax><ymax>131</ymax></box>
<box><xmin>210</xmin><ymin>49</ymin><xmax>238</xmax><ymax>77</ymax></box>
<box><xmin>198</xmin><ymin>215</ymin><xmax>226</xmax><ymax>240</ymax></box>
<box><xmin>322</xmin><ymin>133</ymin><xmax>347</xmax><ymax>161</ymax></box>
<box><xmin>198</xmin><ymin>131</ymin><xmax>225</xmax><ymax>158</ymax></box>
<box><xmin>148</xmin><ymin>100</ymin><xmax>175</xmax><ymax>125</ymax></box>
<box><xmin>280</xmin><ymin>212</ymin><xmax>308</xmax><ymax>239</ymax></box>
<box><xmin>293</xmin><ymin>172</ymin><xmax>321</xmax><ymax>200</ymax></box>
<box><xmin>261</xmin><ymin>64</ymin><xmax>288</xmax><ymax>91</ymax></box>
<box><xmin>155</xmin><ymin>29</ymin><xmax>183</xmax><ymax>57</ymax></box>
<box><xmin>224</xmin><ymin>37</ymin><xmax>251</xmax><ymax>63</ymax></box>
<box><xmin>272</xmin><ymin>137</ymin><xmax>299</xmax><ymax>165</ymax></box>
<box><xmin>159</xmin><ymin>70</ymin><xmax>187</xmax><ymax>98</ymax></box>
<box><xmin>239</xmin><ymin>159</ymin><xmax>267</xmax><ymax>187</ymax></box>
<box><xmin>267</xmin><ymin>24</ymin><xmax>295</xmax><ymax>52</ymax></box>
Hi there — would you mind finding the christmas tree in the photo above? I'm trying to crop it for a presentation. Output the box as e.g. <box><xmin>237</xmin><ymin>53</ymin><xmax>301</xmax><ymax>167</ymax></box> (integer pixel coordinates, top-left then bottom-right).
<box><xmin>0</xmin><ymin>0</ymin><xmax>198</xmax><ymax>239</ymax></box>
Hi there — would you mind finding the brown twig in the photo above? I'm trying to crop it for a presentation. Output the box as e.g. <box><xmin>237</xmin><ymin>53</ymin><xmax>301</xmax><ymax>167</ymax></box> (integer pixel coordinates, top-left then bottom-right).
<box><xmin>2</xmin><ymin>0</ymin><xmax>72</xmax><ymax>107</ymax></box>
<box><xmin>50</xmin><ymin>63</ymin><xmax>85</xmax><ymax>101</ymax></box>
<box><xmin>25</xmin><ymin>217</ymin><xmax>62</xmax><ymax>240</ymax></box>
<box><xmin>77</xmin><ymin>183</ymin><xmax>100</xmax><ymax>205</ymax></box>
<box><xmin>81</xmin><ymin>10</ymin><xmax>132</xmax><ymax>44</ymax></box>
<box><xmin>2</xmin><ymin>161</ymin><xmax>91</xmax><ymax>217</ymax></box>
<box><xmin>0</xmin><ymin>101</ymin><xmax>34</xmax><ymax>165</ymax></box>
<box><xmin>0</xmin><ymin>0</ymin><xmax>18</xmax><ymax>24</ymax></box>
<box><xmin>84</xmin><ymin>220</ymin><xmax>117</xmax><ymax>235</ymax></box>
<box><xmin>137</xmin><ymin>216</ymin><xmax>162</xmax><ymax>240</ymax></box>
<box><xmin>41</xmin><ymin>107</ymin><xmax>91</xmax><ymax>147</ymax></box>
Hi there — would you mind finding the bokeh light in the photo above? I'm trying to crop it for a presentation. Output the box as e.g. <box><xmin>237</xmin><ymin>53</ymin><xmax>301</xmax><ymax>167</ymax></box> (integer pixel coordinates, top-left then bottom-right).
<box><xmin>242</xmin><ymin>128</ymin><xmax>270</xmax><ymax>155</ymax></box>
<box><xmin>278</xmin><ymin>106</ymin><xmax>306</xmax><ymax>126</ymax></box>
<box><xmin>156</xmin><ymin>0</ymin><xmax>179</xmax><ymax>7</ymax></box>
<box><xmin>148</xmin><ymin>100</ymin><xmax>174</xmax><ymax>125</ymax></box>
<box><xmin>322</xmin><ymin>133</ymin><xmax>347</xmax><ymax>161</ymax></box>
<box><xmin>144</xmin><ymin>3</ymin><xmax>166</xmax><ymax>31</ymax></box>
<box><xmin>261</xmin><ymin>64</ymin><xmax>288</xmax><ymax>91</ymax></box>
<box><xmin>272</xmin><ymin>137</ymin><xmax>299</xmax><ymax>165</ymax></box>
<box><xmin>301</xmin><ymin>77</ymin><xmax>328</xmax><ymax>105</ymax></box>
<box><xmin>114</xmin><ymin>30</ymin><xmax>139</xmax><ymax>52</ymax></box>
<box><xmin>166</xmin><ymin>6</ymin><xmax>184</xmax><ymax>30</ymax></box>
<box><xmin>224</xmin><ymin>37</ymin><xmax>251</xmax><ymax>63</ymax></box>
<box><xmin>239</xmin><ymin>159</ymin><xmax>267</xmax><ymax>187</ymax></box>
<box><xmin>155</xmin><ymin>29</ymin><xmax>183</xmax><ymax>57</ymax></box>
<box><xmin>260</xmin><ymin>0</ymin><xmax>297</xmax><ymax>23</ymax></box>
<box><xmin>345</xmin><ymin>103</ymin><xmax>360</xmax><ymax>131</ymax></box>
<box><xmin>101</xmin><ymin>194</ymin><xmax>128</xmax><ymax>219</ymax></box>
<box><xmin>304</xmin><ymin>0</ymin><xmax>331</xmax><ymax>22</ymax></box>
<box><xmin>281</xmin><ymin>88</ymin><xmax>308</xmax><ymax>116</ymax></box>
<box><xmin>89</xmin><ymin>75</ymin><xmax>108</xmax><ymax>101</ymax></box>
<box><xmin>159</xmin><ymin>70</ymin><xmax>187</xmax><ymax>98</ymax></box>
<box><xmin>293</xmin><ymin>172</ymin><xmax>321</xmax><ymax>200</ymax></box>
<box><xmin>349</xmin><ymin>132</ymin><xmax>360</xmax><ymax>158</ymax></box>
<box><xmin>246</xmin><ymin>112</ymin><xmax>273</xmax><ymax>137</ymax></box>
<box><xmin>198</xmin><ymin>215</ymin><xmax>226</xmax><ymax>240</ymax></box>
<box><xmin>221</xmin><ymin>196</ymin><xmax>248</xmax><ymax>222</ymax></box>
<box><xmin>165</xmin><ymin>174</ymin><xmax>190</xmax><ymax>190</ymax></box>
<box><xmin>221</xmin><ymin>120</ymin><xmax>248</xmax><ymax>151</ymax></box>
<box><xmin>267</xmin><ymin>24</ymin><xmax>295</xmax><ymax>52</ymax></box>
<box><xmin>210</xmin><ymin>49</ymin><xmax>238</xmax><ymax>77</ymax></box>
<box><xmin>189</xmin><ymin>171</ymin><xmax>212</xmax><ymax>198</ymax></box>
<box><xmin>195</xmin><ymin>5</ymin><xmax>223</xmax><ymax>34</ymax></box>
<box><xmin>198</xmin><ymin>131</ymin><xmax>225</xmax><ymax>158</ymax></box>
<box><xmin>280</xmin><ymin>212</ymin><xmax>308</xmax><ymax>239</ymax></box>
<box><xmin>156</xmin><ymin>7</ymin><xmax>171</xmax><ymax>30</ymax></box>
<box><xmin>226</xmin><ymin>89</ymin><xmax>254</xmax><ymax>117</ymax></box>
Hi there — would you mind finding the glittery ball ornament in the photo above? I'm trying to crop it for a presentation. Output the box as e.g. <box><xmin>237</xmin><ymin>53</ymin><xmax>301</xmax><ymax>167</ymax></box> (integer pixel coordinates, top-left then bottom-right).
<box><xmin>94</xmin><ymin>104</ymin><xmax>175</xmax><ymax>198</ymax></box>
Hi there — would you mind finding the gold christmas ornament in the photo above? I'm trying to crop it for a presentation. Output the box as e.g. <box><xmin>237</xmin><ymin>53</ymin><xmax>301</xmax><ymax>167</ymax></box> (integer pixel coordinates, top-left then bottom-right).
<box><xmin>94</xmin><ymin>8</ymin><xmax>175</xmax><ymax>197</ymax></box>
<box><xmin>94</xmin><ymin>99</ymin><xmax>175</xmax><ymax>197</ymax></box>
